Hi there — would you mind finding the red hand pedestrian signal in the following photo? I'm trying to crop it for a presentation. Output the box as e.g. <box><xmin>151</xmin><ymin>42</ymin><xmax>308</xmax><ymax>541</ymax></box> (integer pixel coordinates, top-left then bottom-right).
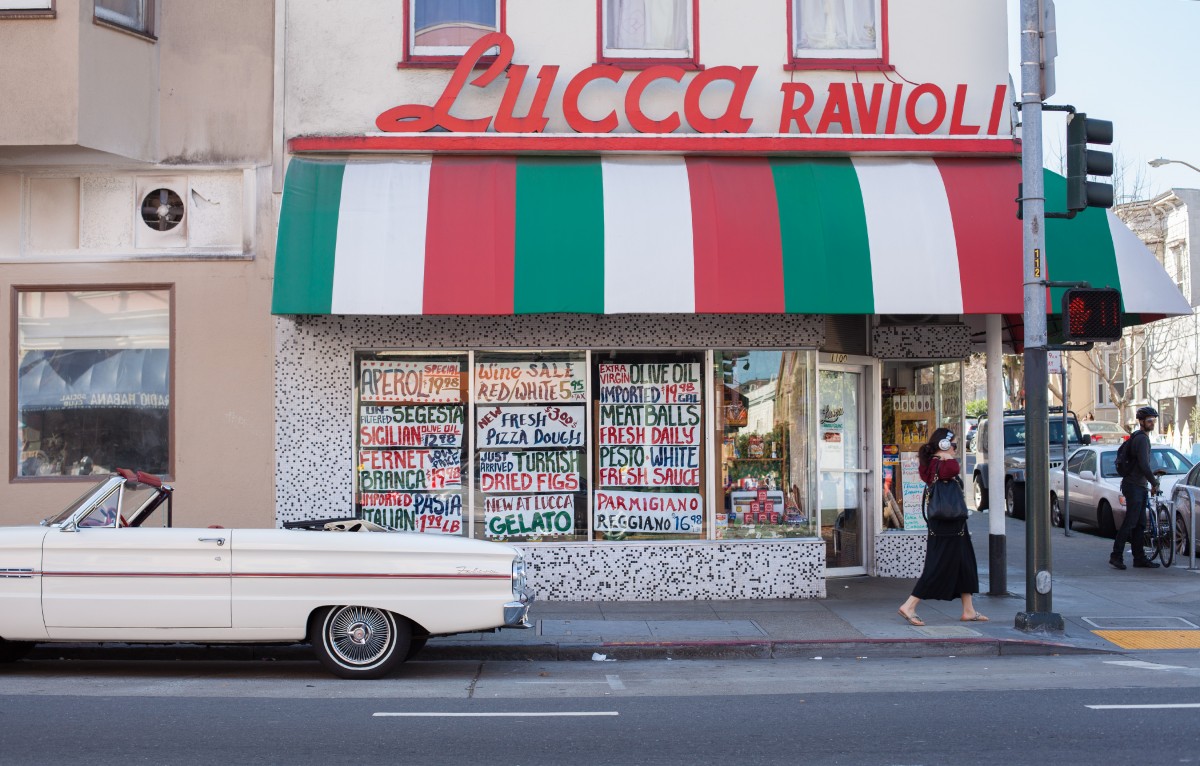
<box><xmin>1062</xmin><ymin>288</ymin><xmax>1122</xmax><ymax>342</ymax></box>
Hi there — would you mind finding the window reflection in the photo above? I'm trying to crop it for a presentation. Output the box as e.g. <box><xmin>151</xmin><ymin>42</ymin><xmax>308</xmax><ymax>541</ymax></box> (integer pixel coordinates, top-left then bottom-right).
<box><xmin>715</xmin><ymin>351</ymin><xmax>815</xmax><ymax>539</ymax></box>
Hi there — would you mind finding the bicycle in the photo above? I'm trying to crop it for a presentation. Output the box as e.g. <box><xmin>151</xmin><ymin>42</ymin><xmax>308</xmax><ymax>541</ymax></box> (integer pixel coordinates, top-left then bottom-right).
<box><xmin>1140</xmin><ymin>480</ymin><xmax>1175</xmax><ymax>568</ymax></box>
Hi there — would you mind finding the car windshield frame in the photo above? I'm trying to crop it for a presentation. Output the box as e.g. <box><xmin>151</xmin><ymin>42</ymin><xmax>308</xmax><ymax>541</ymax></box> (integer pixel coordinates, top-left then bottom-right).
<box><xmin>41</xmin><ymin>475</ymin><xmax>125</xmax><ymax>526</ymax></box>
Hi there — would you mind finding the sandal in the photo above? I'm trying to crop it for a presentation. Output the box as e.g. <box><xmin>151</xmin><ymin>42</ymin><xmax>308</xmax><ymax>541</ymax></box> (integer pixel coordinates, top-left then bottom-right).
<box><xmin>960</xmin><ymin>613</ymin><xmax>990</xmax><ymax>622</ymax></box>
<box><xmin>897</xmin><ymin>609</ymin><xmax>925</xmax><ymax>627</ymax></box>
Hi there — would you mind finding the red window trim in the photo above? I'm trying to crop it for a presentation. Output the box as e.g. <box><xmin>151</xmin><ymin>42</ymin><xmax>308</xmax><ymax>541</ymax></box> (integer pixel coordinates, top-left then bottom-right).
<box><xmin>399</xmin><ymin>0</ymin><xmax>507</xmax><ymax>68</ymax></box>
<box><xmin>595</xmin><ymin>0</ymin><xmax>701</xmax><ymax>69</ymax></box>
<box><xmin>785</xmin><ymin>0</ymin><xmax>889</xmax><ymax>72</ymax></box>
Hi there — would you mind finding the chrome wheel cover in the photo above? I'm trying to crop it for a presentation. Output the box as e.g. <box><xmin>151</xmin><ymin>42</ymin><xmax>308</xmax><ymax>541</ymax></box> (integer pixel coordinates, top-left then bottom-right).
<box><xmin>325</xmin><ymin>606</ymin><xmax>393</xmax><ymax>667</ymax></box>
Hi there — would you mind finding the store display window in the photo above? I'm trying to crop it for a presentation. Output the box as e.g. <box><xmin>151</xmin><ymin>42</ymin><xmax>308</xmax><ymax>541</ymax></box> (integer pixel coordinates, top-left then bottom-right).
<box><xmin>593</xmin><ymin>350</ymin><xmax>706</xmax><ymax>541</ymax></box>
<box><xmin>714</xmin><ymin>350</ymin><xmax>816</xmax><ymax>539</ymax></box>
<box><xmin>880</xmin><ymin>360</ymin><xmax>964</xmax><ymax>531</ymax></box>
<box><xmin>351</xmin><ymin>348</ymin><xmax>819</xmax><ymax>543</ymax></box>
<box><xmin>354</xmin><ymin>351</ymin><xmax>469</xmax><ymax>534</ymax></box>
<box><xmin>472</xmin><ymin>351</ymin><xmax>589</xmax><ymax>542</ymax></box>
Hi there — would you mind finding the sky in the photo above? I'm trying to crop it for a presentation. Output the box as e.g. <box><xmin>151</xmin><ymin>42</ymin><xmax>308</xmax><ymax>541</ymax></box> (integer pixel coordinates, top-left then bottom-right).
<box><xmin>1006</xmin><ymin>0</ymin><xmax>1200</xmax><ymax>200</ymax></box>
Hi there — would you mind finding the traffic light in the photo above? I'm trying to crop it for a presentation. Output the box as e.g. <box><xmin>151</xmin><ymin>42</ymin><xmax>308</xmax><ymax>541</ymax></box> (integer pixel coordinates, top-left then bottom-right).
<box><xmin>1062</xmin><ymin>287</ymin><xmax>1122</xmax><ymax>342</ymax></box>
<box><xmin>1066</xmin><ymin>112</ymin><xmax>1114</xmax><ymax>211</ymax></box>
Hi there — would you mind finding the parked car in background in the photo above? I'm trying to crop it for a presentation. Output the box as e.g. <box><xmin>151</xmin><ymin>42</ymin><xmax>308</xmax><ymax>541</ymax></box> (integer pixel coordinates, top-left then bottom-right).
<box><xmin>0</xmin><ymin>471</ymin><xmax>532</xmax><ymax>679</ymax></box>
<box><xmin>965</xmin><ymin>417</ymin><xmax>980</xmax><ymax>453</ymax></box>
<box><xmin>1168</xmin><ymin>461</ymin><xmax>1200</xmax><ymax>558</ymax></box>
<box><xmin>1082</xmin><ymin>420</ymin><xmax>1129</xmax><ymax>444</ymax></box>
<box><xmin>974</xmin><ymin>408</ymin><xmax>1088</xmax><ymax>519</ymax></box>
<box><xmin>1049</xmin><ymin>444</ymin><xmax>1192</xmax><ymax>536</ymax></box>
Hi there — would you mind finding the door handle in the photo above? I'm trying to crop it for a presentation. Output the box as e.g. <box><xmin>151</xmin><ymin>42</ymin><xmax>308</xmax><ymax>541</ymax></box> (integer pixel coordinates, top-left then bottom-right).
<box><xmin>199</xmin><ymin>537</ymin><xmax>226</xmax><ymax>546</ymax></box>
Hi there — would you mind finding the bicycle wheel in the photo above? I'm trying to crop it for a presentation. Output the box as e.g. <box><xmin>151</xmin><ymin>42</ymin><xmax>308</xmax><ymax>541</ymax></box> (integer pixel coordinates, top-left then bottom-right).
<box><xmin>1157</xmin><ymin>505</ymin><xmax>1175</xmax><ymax>568</ymax></box>
<box><xmin>1142</xmin><ymin>506</ymin><xmax>1159</xmax><ymax>563</ymax></box>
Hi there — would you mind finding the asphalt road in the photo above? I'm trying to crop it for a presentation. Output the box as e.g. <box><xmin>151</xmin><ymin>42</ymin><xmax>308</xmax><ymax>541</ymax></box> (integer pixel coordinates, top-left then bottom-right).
<box><xmin>4</xmin><ymin>654</ymin><xmax>1200</xmax><ymax>765</ymax></box>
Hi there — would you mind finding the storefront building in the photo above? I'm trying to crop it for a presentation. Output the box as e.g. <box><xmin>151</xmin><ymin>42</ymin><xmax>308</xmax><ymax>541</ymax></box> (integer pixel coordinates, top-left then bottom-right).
<box><xmin>273</xmin><ymin>0</ymin><xmax>1187</xmax><ymax>599</ymax></box>
<box><xmin>1</xmin><ymin>1</ymin><xmax>277</xmax><ymax>527</ymax></box>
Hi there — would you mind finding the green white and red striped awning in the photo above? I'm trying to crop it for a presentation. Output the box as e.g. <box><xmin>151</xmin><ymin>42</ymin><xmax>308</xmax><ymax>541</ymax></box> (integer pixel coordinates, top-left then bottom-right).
<box><xmin>272</xmin><ymin>156</ymin><xmax>1189</xmax><ymax>320</ymax></box>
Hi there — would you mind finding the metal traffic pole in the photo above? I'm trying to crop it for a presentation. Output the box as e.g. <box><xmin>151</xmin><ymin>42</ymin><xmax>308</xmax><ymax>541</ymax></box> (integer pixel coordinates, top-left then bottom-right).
<box><xmin>1016</xmin><ymin>0</ymin><xmax>1064</xmax><ymax>632</ymax></box>
<box><xmin>1061</xmin><ymin>364</ymin><xmax>1071</xmax><ymax>536</ymax></box>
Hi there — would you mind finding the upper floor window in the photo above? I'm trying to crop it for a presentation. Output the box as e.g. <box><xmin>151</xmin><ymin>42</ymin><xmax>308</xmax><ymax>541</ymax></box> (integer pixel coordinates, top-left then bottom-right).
<box><xmin>408</xmin><ymin>0</ymin><xmax>501</xmax><ymax>60</ymax></box>
<box><xmin>0</xmin><ymin>1</ymin><xmax>52</xmax><ymax>11</ymax></box>
<box><xmin>790</xmin><ymin>0</ymin><xmax>886</xmax><ymax>69</ymax></box>
<box><xmin>95</xmin><ymin>0</ymin><xmax>152</xmax><ymax>36</ymax></box>
<box><xmin>602</xmin><ymin>0</ymin><xmax>694</xmax><ymax>62</ymax></box>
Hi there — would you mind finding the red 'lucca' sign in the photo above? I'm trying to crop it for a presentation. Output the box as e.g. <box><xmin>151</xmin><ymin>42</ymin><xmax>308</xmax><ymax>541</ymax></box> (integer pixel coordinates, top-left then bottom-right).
<box><xmin>377</xmin><ymin>33</ymin><xmax>1009</xmax><ymax>137</ymax></box>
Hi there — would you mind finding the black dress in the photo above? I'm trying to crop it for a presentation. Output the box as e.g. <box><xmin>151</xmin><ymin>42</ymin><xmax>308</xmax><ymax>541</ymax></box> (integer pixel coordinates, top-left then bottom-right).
<box><xmin>911</xmin><ymin>462</ymin><xmax>980</xmax><ymax>601</ymax></box>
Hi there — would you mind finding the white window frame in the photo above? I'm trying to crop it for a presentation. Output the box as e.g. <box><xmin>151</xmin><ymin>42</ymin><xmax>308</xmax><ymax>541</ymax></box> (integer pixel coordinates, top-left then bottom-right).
<box><xmin>408</xmin><ymin>0</ymin><xmax>501</xmax><ymax>58</ymax></box>
<box><xmin>601</xmin><ymin>0</ymin><xmax>694</xmax><ymax>60</ymax></box>
<box><xmin>1097</xmin><ymin>350</ymin><xmax>1125</xmax><ymax>406</ymax></box>
<box><xmin>0</xmin><ymin>1</ymin><xmax>52</xmax><ymax>9</ymax></box>
<box><xmin>793</xmin><ymin>0</ymin><xmax>883</xmax><ymax>60</ymax></box>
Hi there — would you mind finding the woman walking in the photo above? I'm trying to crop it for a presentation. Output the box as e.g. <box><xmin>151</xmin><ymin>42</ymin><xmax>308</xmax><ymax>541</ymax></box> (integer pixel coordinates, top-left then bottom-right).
<box><xmin>897</xmin><ymin>427</ymin><xmax>988</xmax><ymax>626</ymax></box>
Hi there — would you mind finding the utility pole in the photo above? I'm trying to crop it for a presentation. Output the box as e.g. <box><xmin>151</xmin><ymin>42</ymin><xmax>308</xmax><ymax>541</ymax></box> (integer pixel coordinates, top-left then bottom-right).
<box><xmin>1016</xmin><ymin>0</ymin><xmax>1064</xmax><ymax>632</ymax></box>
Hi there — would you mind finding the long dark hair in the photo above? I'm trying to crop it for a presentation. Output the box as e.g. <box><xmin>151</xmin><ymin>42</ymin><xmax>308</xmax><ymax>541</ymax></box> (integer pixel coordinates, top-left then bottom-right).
<box><xmin>918</xmin><ymin>427</ymin><xmax>954</xmax><ymax>471</ymax></box>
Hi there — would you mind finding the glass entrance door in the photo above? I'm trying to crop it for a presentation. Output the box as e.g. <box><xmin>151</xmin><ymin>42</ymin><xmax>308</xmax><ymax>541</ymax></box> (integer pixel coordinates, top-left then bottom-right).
<box><xmin>818</xmin><ymin>366</ymin><xmax>867</xmax><ymax>573</ymax></box>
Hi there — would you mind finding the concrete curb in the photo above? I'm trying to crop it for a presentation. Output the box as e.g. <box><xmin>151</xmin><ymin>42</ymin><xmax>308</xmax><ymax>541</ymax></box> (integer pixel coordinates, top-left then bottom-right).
<box><xmin>26</xmin><ymin>637</ymin><xmax>1114</xmax><ymax>665</ymax></box>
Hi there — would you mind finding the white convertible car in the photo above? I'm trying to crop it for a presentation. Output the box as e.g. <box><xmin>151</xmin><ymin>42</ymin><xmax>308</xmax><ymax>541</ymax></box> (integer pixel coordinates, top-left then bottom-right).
<box><xmin>0</xmin><ymin>470</ymin><xmax>532</xmax><ymax>679</ymax></box>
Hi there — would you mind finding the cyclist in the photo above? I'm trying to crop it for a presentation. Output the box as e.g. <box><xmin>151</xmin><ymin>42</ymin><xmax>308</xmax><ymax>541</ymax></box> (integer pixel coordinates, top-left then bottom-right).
<box><xmin>1110</xmin><ymin>406</ymin><xmax>1162</xmax><ymax>570</ymax></box>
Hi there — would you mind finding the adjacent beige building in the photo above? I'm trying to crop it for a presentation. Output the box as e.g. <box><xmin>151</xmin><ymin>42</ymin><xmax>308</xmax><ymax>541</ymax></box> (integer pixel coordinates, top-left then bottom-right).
<box><xmin>0</xmin><ymin>0</ymin><xmax>277</xmax><ymax>527</ymax></box>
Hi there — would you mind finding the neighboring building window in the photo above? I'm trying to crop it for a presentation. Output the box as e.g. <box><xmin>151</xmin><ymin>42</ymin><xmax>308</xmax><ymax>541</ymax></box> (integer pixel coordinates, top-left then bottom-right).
<box><xmin>1097</xmin><ymin>350</ymin><xmax>1125</xmax><ymax>406</ymax></box>
<box><xmin>95</xmin><ymin>0</ymin><xmax>151</xmax><ymax>35</ymax></box>
<box><xmin>602</xmin><ymin>0</ymin><xmax>693</xmax><ymax>61</ymax></box>
<box><xmin>0</xmin><ymin>1</ymin><xmax>53</xmax><ymax>10</ymax></box>
<box><xmin>408</xmin><ymin>0</ymin><xmax>500</xmax><ymax>59</ymax></box>
<box><xmin>15</xmin><ymin>289</ymin><xmax>171</xmax><ymax>479</ymax></box>
<box><xmin>791</xmin><ymin>0</ymin><xmax>885</xmax><ymax>66</ymax></box>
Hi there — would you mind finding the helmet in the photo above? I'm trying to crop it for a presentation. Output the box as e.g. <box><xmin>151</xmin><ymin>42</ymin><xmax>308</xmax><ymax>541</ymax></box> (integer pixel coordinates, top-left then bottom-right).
<box><xmin>1136</xmin><ymin>406</ymin><xmax>1159</xmax><ymax>421</ymax></box>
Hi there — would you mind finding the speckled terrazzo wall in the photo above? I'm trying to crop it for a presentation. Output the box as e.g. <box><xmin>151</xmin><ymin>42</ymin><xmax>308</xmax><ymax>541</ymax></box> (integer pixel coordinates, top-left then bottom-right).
<box><xmin>273</xmin><ymin>313</ymin><xmax>832</xmax><ymax>599</ymax></box>
<box><xmin>873</xmin><ymin>532</ymin><xmax>928</xmax><ymax>578</ymax></box>
<box><xmin>514</xmin><ymin>540</ymin><xmax>827</xmax><ymax>600</ymax></box>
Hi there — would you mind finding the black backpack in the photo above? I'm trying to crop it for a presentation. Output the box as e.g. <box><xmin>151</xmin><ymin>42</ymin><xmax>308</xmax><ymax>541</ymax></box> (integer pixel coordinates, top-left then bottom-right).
<box><xmin>1115</xmin><ymin>433</ymin><xmax>1137</xmax><ymax>478</ymax></box>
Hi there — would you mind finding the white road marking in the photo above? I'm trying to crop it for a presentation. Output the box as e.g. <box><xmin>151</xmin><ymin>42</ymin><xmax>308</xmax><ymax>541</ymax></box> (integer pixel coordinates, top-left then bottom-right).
<box><xmin>514</xmin><ymin>681</ymin><xmax>610</xmax><ymax>685</ymax></box>
<box><xmin>373</xmin><ymin>712</ymin><xmax>619</xmax><ymax>718</ymax></box>
<box><xmin>1104</xmin><ymin>661</ymin><xmax>1189</xmax><ymax>671</ymax></box>
<box><xmin>607</xmin><ymin>674</ymin><xmax>625</xmax><ymax>690</ymax></box>
<box><xmin>1084</xmin><ymin>710</ymin><xmax>1200</xmax><ymax>715</ymax></box>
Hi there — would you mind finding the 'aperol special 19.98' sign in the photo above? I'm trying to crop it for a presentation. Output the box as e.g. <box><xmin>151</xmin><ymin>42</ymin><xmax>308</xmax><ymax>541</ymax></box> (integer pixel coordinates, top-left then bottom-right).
<box><xmin>376</xmin><ymin>33</ymin><xmax>1008</xmax><ymax>137</ymax></box>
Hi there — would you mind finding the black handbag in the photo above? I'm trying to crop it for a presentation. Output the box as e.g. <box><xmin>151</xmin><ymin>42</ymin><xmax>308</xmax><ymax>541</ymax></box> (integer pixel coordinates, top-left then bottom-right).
<box><xmin>922</xmin><ymin>458</ymin><xmax>969</xmax><ymax>523</ymax></box>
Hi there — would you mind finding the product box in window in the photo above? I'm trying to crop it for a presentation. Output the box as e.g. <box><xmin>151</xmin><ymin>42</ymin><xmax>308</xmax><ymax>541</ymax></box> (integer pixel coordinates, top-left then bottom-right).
<box><xmin>765</xmin><ymin>500</ymin><xmax>775</xmax><ymax>513</ymax></box>
<box><xmin>756</xmin><ymin>488</ymin><xmax>768</xmax><ymax>502</ymax></box>
<box><xmin>769</xmin><ymin>512</ymin><xmax>780</xmax><ymax>524</ymax></box>
<box><xmin>750</xmin><ymin>501</ymin><xmax>760</xmax><ymax>514</ymax></box>
<box><xmin>757</xmin><ymin>512</ymin><xmax>769</xmax><ymax>524</ymax></box>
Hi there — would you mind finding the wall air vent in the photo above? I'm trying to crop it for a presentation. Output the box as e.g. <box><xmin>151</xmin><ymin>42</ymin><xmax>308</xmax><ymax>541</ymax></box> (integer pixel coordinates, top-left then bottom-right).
<box><xmin>135</xmin><ymin>176</ymin><xmax>188</xmax><ymax>248</ymax></box>
<box><xmin>141</xmin><ymin>188</ymin><xmax>185</xmax><ymax>231</ymax></box>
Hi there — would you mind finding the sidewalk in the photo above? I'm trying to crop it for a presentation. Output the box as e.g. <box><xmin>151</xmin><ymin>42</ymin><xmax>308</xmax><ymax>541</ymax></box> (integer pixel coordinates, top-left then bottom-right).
<box><xmin>28</xmin><ymin>513</ymin><xmax>1200</xmax><ymax>665</ymax></box>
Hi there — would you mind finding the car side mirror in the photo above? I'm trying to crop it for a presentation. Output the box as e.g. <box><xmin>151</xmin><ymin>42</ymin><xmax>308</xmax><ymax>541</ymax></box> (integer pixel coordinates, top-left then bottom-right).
<box><xmin>1080</xmin><ymin>470</ymin><xmax>1096</xmax><ymax>481</ymax></box>
<box><xmin>1081</xmin><ymin>434</ymin><xmax>1092</xmax><ymax>445</ymax></box>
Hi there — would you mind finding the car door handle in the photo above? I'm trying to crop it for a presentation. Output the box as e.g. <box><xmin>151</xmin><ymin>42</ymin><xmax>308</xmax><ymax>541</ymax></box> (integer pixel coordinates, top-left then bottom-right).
<box><xmin>198</xmin><ymin>537</ymin><xmax>226</xmax><ymax>546</ymax></box>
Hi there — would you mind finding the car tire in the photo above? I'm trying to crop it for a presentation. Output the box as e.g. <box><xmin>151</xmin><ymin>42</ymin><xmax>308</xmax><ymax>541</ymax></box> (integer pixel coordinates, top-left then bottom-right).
<box><xmin>0</xmin><ymin>639</ymin><xmax>34</xmax><ymax>663</ymax></box>
<box><xmin>311</xmin><ymin>605</ymin><xmax>410</xmax><ymax>680</ymax></box>
<box><xmin>1006</xmin><ymin>480</ymin><xmax>1027</xmax><ymax>520</ymax></box>
<box><xmin>1177</xmin><ymin>510</ymin><xmax>1194</xmax><ymax>558</ymax></box>
<box><xmin>1098</xmin><ymin>501</ymin><xmax>1117</xmax><ymax>538</ymax></box>
<box><xmin>1050</xmin><ymin>493</ymin><xmax>1065</xmax><ymax>528</ymax></box>
<box><xmin>973</xmin><ymin>475</ymin><xmax>989</xmax><ymax>511</ymax></box>
<box><xmin>405</xmin><ymin>636</ymin><xmax>429</xmax><ymax>661</ymax></box>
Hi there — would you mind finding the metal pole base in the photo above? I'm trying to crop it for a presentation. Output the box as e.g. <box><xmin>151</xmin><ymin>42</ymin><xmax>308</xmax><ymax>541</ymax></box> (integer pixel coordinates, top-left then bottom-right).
<box><xmin>1015</xmin><ymin>611</ymin><xmax>1065</xmax><ymax>632</ymax></box>
<box><xmin>988</xmin><ymin>534</ymin><xmax>1007</xmax><ymax>596</ymax></box>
